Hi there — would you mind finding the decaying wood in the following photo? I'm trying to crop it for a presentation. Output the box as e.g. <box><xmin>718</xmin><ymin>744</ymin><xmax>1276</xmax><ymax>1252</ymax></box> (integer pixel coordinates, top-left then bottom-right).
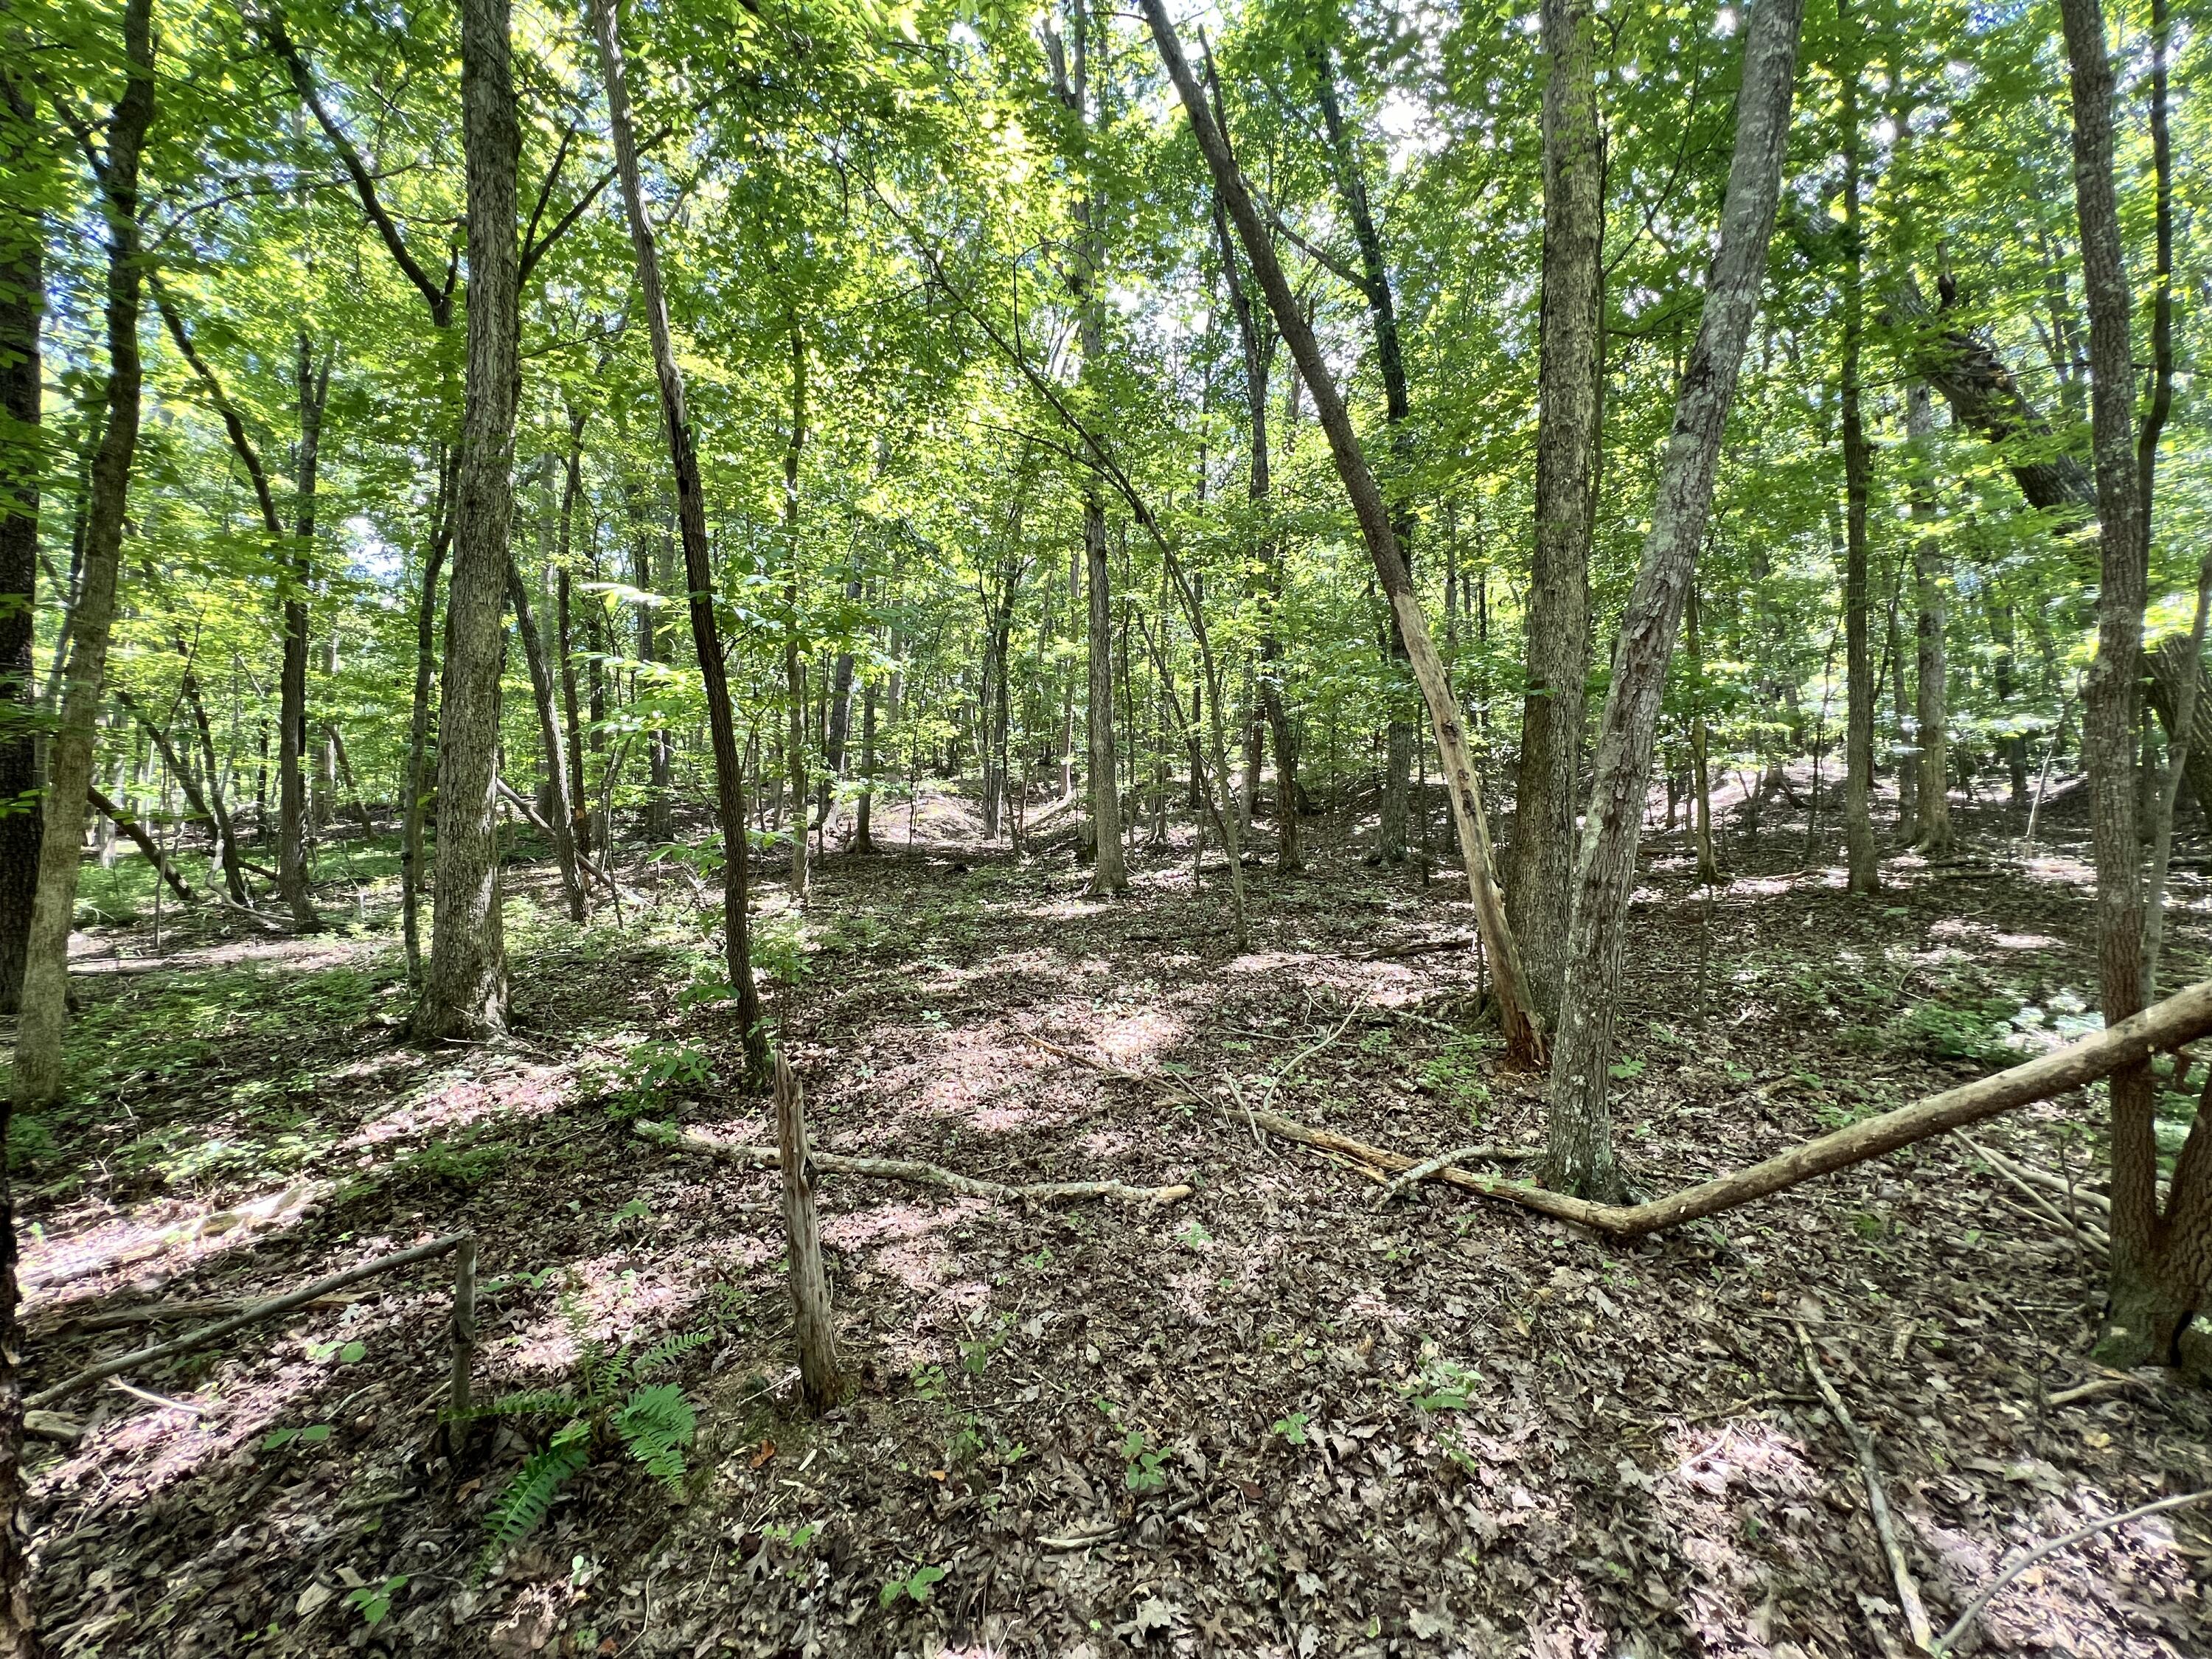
<box><xmin>638</xmin><ymin>1119</ymin><xmax>1194</xmax><ymax>1208</ymax></box>
<box><xmin>1932</xmin><ymin>1489</ymin><xmax>2212</xmax><ymax>1654</ymax></box>
<box><xmin>1958</xmin><ymin>1131</ymin><xmax>2110</xmax><ymax>1250</ymax></box>
<box><xmin>1795</xmin><ymin>1321</ymin><xmax>1935</xmax><ymax>1652</ymax></box>
<box><xmin>28</xmin><ymin>1233</ymin><xmax>473</xmax><ymax>1410</ymax></box>
<box><xmin>1037</xmin><ymin>977</ymin><xmax>2212</xmax><ymax>1239</ymax></box>
<box><xmin>446</xmin><ymin>1235</ymin><xmax>479</xmax><ymax>1440</ymax></box>
<box><xmin>776</xmin><ymin>1053</ymin><xmax>844</xmax><ymax>1415</ymax></box>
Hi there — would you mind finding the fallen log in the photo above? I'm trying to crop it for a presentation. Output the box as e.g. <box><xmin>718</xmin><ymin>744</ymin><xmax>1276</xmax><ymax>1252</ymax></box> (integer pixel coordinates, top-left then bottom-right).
<box><xmin>636</xmin><ymin>1120</ymin><xmax>1193</xmax><ymax>1207</ymax></box>
<box><xmin>29</xmin><ymin>1233</ymin><xmax>475</xmax><ymax>1411</ymax></box>
<box><xmin>1049</xmin><ymin>977</ymin><xmax>2212</xmax><ymax>1239</ymax></box>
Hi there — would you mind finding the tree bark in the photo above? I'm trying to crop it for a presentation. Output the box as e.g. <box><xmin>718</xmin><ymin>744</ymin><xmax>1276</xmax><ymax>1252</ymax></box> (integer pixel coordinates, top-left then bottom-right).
<box><xmin>402</xmin><ymin>449</ymin><xmax>456</xmax><ymax>987</ymax></box>
<box><xmin>2062</xmin><ymin>0</ymin><xmax>2197</xmax><ymax>1367</ymax></box>
<box><xmin>1314</xmin><ymin>47</ymin><xmax>1416</xmax><ymax>868</ymax></box>
<box><xmin>1903</xmin><ymin>384</ymin><xmax>1952</xmax><ymax>854</ymax></box>
<box><xmin>278</xmin><ymin>334</ymin><xmax>329</xmax><ymax>931</ymax></box>
<box><xmin>1509</xmin><ymin>0</ymin><xmax>1604</xmax><ymax>1012</ymax></box>
<box><xmin>774</xmin><ymin>1053</ymin><xmax>842</xmax><ymax>1413</ymax></box>
<box><xmin>506</xmin><ymin>554</ymin><xmax>585</xmax><ymax>922</ymax></box>
<box><xmin>588</xmin><ymin>0</ymin><xmax>767</xmax><ymax>1077</ymax></box>
<box><xmin>1837</xmin><ymin>32</ymin><xmax>1877</xmax><ymax>895</ymax></box>
<box><xmin>412</xmin><ymin>0</ymin><xmax>518</xmax><ymax>1043</ymax></box>
<box><xmin>1543</xmin><ymin>0</ymin><xmax>1804</xmax><ymax>1199</ymax></box>
<box><xmin>782</xmin><ymin>320</ymin><xmax>810</xmax><ymax>902</ymax></box>
<box><xmin>0</xmin><ymin>77</ymin><xmax>39</xmax><ymax>1021</ymax></box>
<box><xmin>13</xmin><ymin>0</ymin><xmax>155</xmax><ymax>1107</ymax></box>
<box><xmin>556</xmin><ymin>406</ymin><xmax>591</xmax><ymax>856</ymax></box>
<box><xmin>1142</xmin><ymin>0</ymin><xmax>1539</xmax><ymax>1057</ymax></box>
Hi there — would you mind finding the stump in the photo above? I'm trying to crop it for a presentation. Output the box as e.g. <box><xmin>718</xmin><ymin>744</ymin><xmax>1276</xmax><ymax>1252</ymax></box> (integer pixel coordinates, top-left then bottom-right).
<box><xmin>776</xmin><ymin>1051</ymin><xmax>844</xmax><ymax>1413</ymax></box>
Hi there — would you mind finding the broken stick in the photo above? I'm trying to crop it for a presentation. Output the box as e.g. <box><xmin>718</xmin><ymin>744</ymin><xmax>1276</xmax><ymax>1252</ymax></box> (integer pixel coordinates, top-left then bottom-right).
<box><xmin>29</xmin><ymin>1233</ymin><xmax>475</xmax><ymax>1411</ymax></box>
<box><xmin>1794</xmin><ymin>1321</ymin><xmax>1934</xmax><ymax>1652</ymax></box>
<box><xmin>636</xmin><ymin>1120</ymin><xmax>1193</xmax><ymax>1207</ymax></box>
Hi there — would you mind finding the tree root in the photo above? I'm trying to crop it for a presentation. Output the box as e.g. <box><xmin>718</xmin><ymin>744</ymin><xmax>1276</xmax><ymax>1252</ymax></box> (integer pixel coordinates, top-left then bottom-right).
<box><xmin>636</xmin><ymin>1121</ymin><xmax>1193</xmax><ymax>1207</ymax></box>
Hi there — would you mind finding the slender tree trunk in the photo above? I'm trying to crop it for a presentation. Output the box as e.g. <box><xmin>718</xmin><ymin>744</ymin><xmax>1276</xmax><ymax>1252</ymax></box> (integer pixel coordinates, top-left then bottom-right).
<box><xmin>1543</xmin><ymin>0</ymin><xmax>1805</xmax><ymax>1198</ymax></box>
<box><xmin>1905</xmin><ymin>389</ymin><xmax>1952</xmax><ymax>855</ymax></box>
<box><xmin>13</xmin><ymin>0</ymin><xmax>154</xmax><ymax>1113</ymax></box>
<box><xmin>1687</xmin><ymin>585</ymin><xmax>1719</xmax><ymax>884</ymax></box>
<box><xmin>1888</xmin><ymin>589</ymin><xmax>1916</xmax><ymax>840</ymax></box>
<box><xmin>0</xmin><ymin>78</ymin><xmax>38</xmax><ymax>1020</ymax></box>
<box><xmin>279</xmin><ymin>335</ymin><xmax>329</xmax><ymax>929</ymax></box>
<box><xmin>1144</xmin><ymin>0</ymin><xmax>1539</xmax><ymax>1056</ymax></box>
<box><xmin>557</xmin><ymin>406</ymin><xmax>591</xmax><ymax>856</ymax></box>
<box><xmin>1838</xmin><ymin>31</ymin><xmax>1877</xmax><ymax>895</ymax></box>
<box><xmin>177</xmin><ymin>662</ymin><xmax>249</xmax><ymax>902</ymax></box>
<box><xmin>2062</xmin><ymin>0</ymin><xmax>2203</xmax><ymax>1367</ymax></box>
<box><xmin>779</xmin><ymin>320</ymin><xmax>810</xmax><ymax>901</ymax></box>
<box><xmin>412</xmin><ymin>0</ymin><xmax>518</xmax><ymax>1042</ymax></box>
<box><xmin>1510</xmin><ymin>0</ymin><xmax>1604</xmax><ymax>1015</ymax></box>
<box><xmin>507</xmin><ymin>555</ymin><xmax>585</xmax><ymax>921</ymax></box>
<box><xmin>402</xmin><ymin>449</ymin><xmax>455</xmax><ymax>986</ymax></box>
<box><xmin>589</xmin><ymin>0</ymin><xmax>766</xmax><ymax>1076</ymax></box>
<box><xmin>1084</xmin><ymin>496</ymin><xmax>1126</xmax><ymax>891</ymax></box>
<box><xmin>1315</xmin><ymin>47</ymin><xmax>1416</xmax><ymax>867</ymax></box>
<box><xmin>818</xmin><ymin>571</ymin><xmax>861</xmax><ymax>836</ymax></box>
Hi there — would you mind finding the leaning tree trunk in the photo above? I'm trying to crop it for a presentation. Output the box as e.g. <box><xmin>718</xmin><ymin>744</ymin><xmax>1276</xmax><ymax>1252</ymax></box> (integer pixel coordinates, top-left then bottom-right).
<box><xmin>1509</xmin><ymin>0</ymin><xmax>1604</xmax><ymax>1015</ymax></box>
<box><xmin>412</xmin><ymin>0</ymin><xmax>519</xmax><ymax>1043</ymax></box>
<box><xmin>782</xmin><ymin>321</ymin><xmax>810</xmax><ymax>902</ymax></box>
<box><xmin>1142</xmin><ymin>0</ymin><xmax>1539</xmax><ymax>1060</ymax></box>
<box><xmin>1543</xmin><ymin>0</ymin><xmax>1805</xmax><ymax>1199</ymax></box>
<box><xmin>588</xmin><ymin>0</ymin><xmax>767</xmax><ymax>1078</ymax></box>
<box><xmin>402</xmin><ymin>451</ymin><xmax>455</xmax><ymax>987</ymax></box>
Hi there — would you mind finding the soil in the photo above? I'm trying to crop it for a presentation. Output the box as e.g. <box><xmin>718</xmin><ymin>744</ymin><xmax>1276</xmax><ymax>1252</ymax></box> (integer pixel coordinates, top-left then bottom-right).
<box><xmin>16</xmin><ymin>777</ymin><xmax>2212</xmax><ymax>1658</ymax></box>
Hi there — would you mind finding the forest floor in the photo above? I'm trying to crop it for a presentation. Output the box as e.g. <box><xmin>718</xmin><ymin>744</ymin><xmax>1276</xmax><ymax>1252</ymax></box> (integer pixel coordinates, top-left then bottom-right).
<box><xmin>13</xmin><ymin>775</ymin><xmax>2212</xmax><ymax>1659</ymax></box>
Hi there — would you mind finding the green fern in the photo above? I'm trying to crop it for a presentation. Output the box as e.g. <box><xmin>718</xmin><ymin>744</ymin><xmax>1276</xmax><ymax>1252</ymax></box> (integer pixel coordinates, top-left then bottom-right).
<box><xmin>481</xmin><ymin>1426</ymin><xmax>590</xmax><ymax>1565</ymax></box>
<box><xmin>613</xmin><ymin>1384</ymin><xmax>696</xmax><ymax>1485</ymax></box>
<box><xmin>635</xmin><ymin>1329</ymin><xmax>712</xmax><ymax>1377</ymax></box>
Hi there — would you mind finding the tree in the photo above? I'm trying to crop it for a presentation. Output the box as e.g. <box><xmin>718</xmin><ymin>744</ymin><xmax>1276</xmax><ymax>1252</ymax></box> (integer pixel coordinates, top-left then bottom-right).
<box><xmin>411</xmin><ymin>0</ymin><xmax>519</xmax><ymax>1042</ymax></box>
<box><xmin>1509</xmin><ymin>0</ymin><xmax>1604</xmax><ymax>1018</ymax></box>
<box><xmin>1543</xmin><ymin>0</ymin><xmax>1806</xmax><ymax>1200</ymax></box>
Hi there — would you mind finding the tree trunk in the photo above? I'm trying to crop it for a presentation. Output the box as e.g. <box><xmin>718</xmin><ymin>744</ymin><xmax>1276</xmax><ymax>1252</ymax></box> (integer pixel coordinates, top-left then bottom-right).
<box><xmin>1511</xmin><ymin>0</ymin><xmax>1604</xmax><ymax>1013</ymax></box>
<box><xmin>1888</xmin><ymin>591</ymin><xmax>1916</xmax><ymax>841</ymax></box>
<box><xmin>818</xmin><ymin>572</ymin><xmax>861</xmax><ymax>835</ymax></box>
<box><xmin>1838</xmin><ymin>34</ymin><xmax>1877</xmax><ymax>896</ymax></box>
<box><xmin>1315</xmin><ymin>47</ymin><xmax>1416</xmax><ymax>868</ymax></box>
<box><xmin>2062</xmin><ymin>0</ymin><xmax>2201</xmax><ymax>1367</ymax></box>
<box><xmin>278</xmin><ymin>334</ymin><xmax>329</xmax><ymax>931</ymax></box>
<box><xmin>774</xmin><ymin>1052</ymin><xmax>842</xmax><ymax>1413</ymax></box>
<box><xmin>412</xmin><ymin>0</ymin><xmax>518</xmax><ymax>1043</ymax></box>
<box><xmin>1687</xmin><ymin>586</ymin><xmax>1719</xmax><ymax>885</ymax></box>
<box><xmin>589</xmin><ymin>0</ymin><xmax>766</xmax><ymax>1077</ymax></box>
<box><xmin>0</xmin><ymin>77</ymin><xmax>39</xmax><ymax>1020</ymax></box>
<box><xmin>1902</xmin><ymin>383</ymin><xmax>1952</xmax><ymax>855</ymax></box>
<box><xmin>782</xmin><ymin>321</ymin><xmax>810</xmax><ymax>902</ymax></box>
<box><xmin>1143</xmin><ymin>0</ymin><xmax>1537</xmax><ymax>1055</ymax></box>
<box><xmin>557</xmin><ymin>406</ymin><xmax>591</xmax><ymax>856</ymax></box>
<box><xmin>12</xmin><ymin>0</ymin><xmax>154</xmax><ymax>1113</ymax></box>
<box><xmin>1085</xmin><ymin>495</ymin><xmax>1126</xmax><ymax>892</ymax></box>
<box><xmin>1543</xmin><ymin>0</ymin><xmax>1804</xmax><ymax>1198</ymax></box>
<box><xmin>402</xmin><ymin>449</ymin><xmax>455</xmax><ymax>987</ymax></box>
<box><xmin>506</xmin><ymin>555</ymin><xmax>585</xmax><ymax>922</ymax></box>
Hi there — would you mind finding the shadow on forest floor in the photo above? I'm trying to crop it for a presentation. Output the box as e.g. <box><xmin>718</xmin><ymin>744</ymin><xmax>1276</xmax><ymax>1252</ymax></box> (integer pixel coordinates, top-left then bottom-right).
<box><xmin>15</xmin><ymin>770</ymin><xmax>2212</xmax><ymax>1657</ymax></box>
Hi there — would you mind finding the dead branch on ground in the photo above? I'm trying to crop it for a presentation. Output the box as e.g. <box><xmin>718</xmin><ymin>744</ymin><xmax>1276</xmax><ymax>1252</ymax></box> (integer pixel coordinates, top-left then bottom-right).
<box><xmin>636</xmin><ymin>1121</ymin><xmax>1193</xmax><ymax>1207</ymax></box>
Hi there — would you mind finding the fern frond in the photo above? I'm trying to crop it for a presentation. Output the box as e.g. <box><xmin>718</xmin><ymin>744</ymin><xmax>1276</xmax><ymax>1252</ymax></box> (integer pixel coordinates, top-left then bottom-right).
<box><xmin>614</xmin><ymin>1384</ymin><xmax>696</xmax><ymax>1487</ymax></box>
<box><xmin>480</xmin><ymin>1388</ymin><xmax>583</xmax><ymax>1419</ymax></box>
<box><xmin>481</xmin><ymin>1434</ymin><xmax>589</xmax><ymax>1564</ymax></box>
<box><xmin>633</xmin><ymin>1329</ymin><xmax>712</xmax><ymax>1377</ymax></box>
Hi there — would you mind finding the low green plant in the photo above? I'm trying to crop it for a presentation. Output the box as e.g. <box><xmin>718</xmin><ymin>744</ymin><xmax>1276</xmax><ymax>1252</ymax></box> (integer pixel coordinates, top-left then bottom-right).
<box><xmin>610</xmin><ymin>1040</ymin><xmax>714</xmax><ymax>1119</ymax></box>
<box><xmin>1419</xmin><ymin>1034</ymin><xmax>1493</xmax><ymax>1121</ymax></box>
<box><xmin>476</xmin><ymin>1310</ymin><xmax>711</xmax><ymax>1573</ymax></box>
<box><xmin>399</xmin><ymin>1131</ymin><xmax>514</xmax><ymax>1190</ymax></box>
<box><xmin>1121</xmin><ymin>1428</ymin><xmax>1172</xmax><ymax>1492</ymax></box>
<box><xmin>261</xmin><ymin>1422</ymin><xmax>332</xmax><ymax>1450</ymax></box>
<box><xmin>878</xmin><ymin>1562</ymin><xmax>947</xmax><ymax>1607</ymax></box>
<box><xmin>1408</xmin><ymin>1355</ymin><xmax>1481</xmax><ymax>1413</ymax></box>
<box><xmin>1270</xmin><ymin>1410</ymin><xmax>1310</xmax><ymax>1447</ymax></box>
<box><xmin>347</xmin><ymin>1576</ymin><xmax>407</xmax><ymax>1627</ymax></box>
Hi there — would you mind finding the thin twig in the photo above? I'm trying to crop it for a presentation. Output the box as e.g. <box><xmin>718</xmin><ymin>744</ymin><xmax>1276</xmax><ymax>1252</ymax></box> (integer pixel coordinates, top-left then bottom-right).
<box><xmin>1933</xmin><ymin>1489</ymin><xmax>2212</xmax><ymax>1653</ymax></box>
<box><xmin>1793</xmin><ymin>1321</ymin><xmax>1935</xmax><ymax>1653</ymax></box>
<box><xmin>1375</xmin><ymin>1144</ymin><xmax>1530</xmax><ymax>1208</ymax></box>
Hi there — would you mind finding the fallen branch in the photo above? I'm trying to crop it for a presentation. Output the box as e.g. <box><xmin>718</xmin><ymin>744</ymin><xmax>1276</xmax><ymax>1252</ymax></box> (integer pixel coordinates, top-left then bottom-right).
<box><xmin>1360</xmin><ymin>935</ymin><xmax>1472</xmax><ymax>961</ymax></box>
<box><xmin>86</xmin><ymin>785</ymin><xmax>197</xmax><ymax>905</ymax></box>
<box><xmin>636</xmin><ymin>1121</ymin><xmax>1193</xmax><ymax>1207</ymax></box>
<box><xmin>29</xmin><ymin>1233</ymin><xmax>474</xmax><ymax>1410</ymax></box>
<box><xmin>1375</xmin><ymin>1143</ymin><xmax>1534</xmax><ymax>1207</ymax></box>
<box><xmin>1961</xmin><ymin>1131</ymin><xmax>2110</xmax><ymax>1250</ymax></box>
<box><xmin>1933</xmin><ymin>1489</ymin><xmax>2212</xmax><ymax>1654</ymax></box>
<box><xmin>1795</xmin><ymin>1321</ymin><xmax>1935</xmax><ymax>1652</ymax></box>
<box><xmin>1249</xmin><ymin>979</ymin><xmax>2212</xmax><ymax>1237</ymax></box>
<box><xmin>1966</xmin><ymin>1133</ymin><xmax>2112</xmax><ymax>1215</ymax></box>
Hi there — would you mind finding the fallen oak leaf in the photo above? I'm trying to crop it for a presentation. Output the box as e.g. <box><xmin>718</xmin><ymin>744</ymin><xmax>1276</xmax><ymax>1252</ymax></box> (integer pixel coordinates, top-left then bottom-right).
<box><xmin>748</xmin><ymin>1439</ymin><xmax>776</xmax><ymax>1469</ymax></box>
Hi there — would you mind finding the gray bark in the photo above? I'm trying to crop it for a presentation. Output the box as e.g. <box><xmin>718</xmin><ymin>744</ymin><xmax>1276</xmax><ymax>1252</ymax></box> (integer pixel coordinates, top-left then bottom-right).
<box><xmin>1509</xmin><ymin>0</ymin><xmax>1604</xmax><ymax>1015</ymax></box>
<box><xmin>1543</xmin><ymin>0</ymin><xmax>1805</xmax><ymax>1199</ymax></box>
<box><xmin>412</xmin><ymin>0</ymin><xmax>518</xmax><ymax>1042</ymax></box>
